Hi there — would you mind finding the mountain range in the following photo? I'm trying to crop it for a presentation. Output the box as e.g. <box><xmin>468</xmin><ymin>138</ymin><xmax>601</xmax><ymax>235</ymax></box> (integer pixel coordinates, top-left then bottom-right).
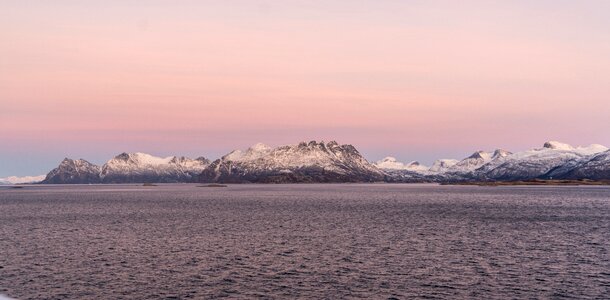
<box><xmin>375</xmin><ymin>141</ymin><xmax>609</xmax><ymax>182</ymax></box>
<box><xmin>41</xmin><ymin>153</ymin><xmax>209</xmax><ymax>184</ymax></box>
<box><xmin>199</xmin><ymin>141</ymin><xmax>385</xmax><ymax>183</ymax></box>
<box><xmin>7</xmin><ymin>140</ymin><xmax>608</xmax><ymax>184</ymax></box>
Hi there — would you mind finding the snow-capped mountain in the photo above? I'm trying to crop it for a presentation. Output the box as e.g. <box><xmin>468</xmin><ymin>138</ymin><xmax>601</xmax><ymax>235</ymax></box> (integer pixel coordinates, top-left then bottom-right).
<box><xmin>42</xmin><ymin>153</ymin><xmax>209</xmax><ymax>184</ymax></box>
<box><xmin>0</xmin><ymin>175</ymin><xmax>46</xmax><ymax>185</ymax></box>
<box><xmin>41</xmin><ymin>158</ymin><xmax>102</xmax><ymax>184</ymax></box>
<box><xmin>429</xmin><ymin>159</ymin><xmax>459</xmax><ymax>173</ymax></box>
<box><xmin>377</xmin><ymin>141</ymin><xmax>608</xmax><ymax>182</ymax></box>
<box><xmin>492</xmin><ymin>149</ymin><xmax>512</xmax><ymax>160</ymax></box>
<box><xmin>36</xmin><ymin>140</ymin><xmax>610</xmax><ymax>184</ymax></box>
<box><xmin>544</xmin><ymin>149</ymin><xmax>610</xmax><ymax>180</ymax></box>
<box><xmin>100</xmin><ymin>152</ymin><xmax>209</xmax><ymax>183</ymax></box>
<box><xmin>541</xmin><ymin>141</ymin><xmax>607</xmax><ymax>155</ymax></box>
<box><xmin>200</xmin><ymin>141</ymin><xmax>385</xmax><ymax>183</ymax></box>
<box><xmin>449</xmin><ymin>151</ymin><xmax>493</xmax><ymax>172</ymax></box>
<box><xmin>477</xmin><ymin>141</ymin><xmax>608</xmax><ymax>181</ymax></box>
<box><xmin>375</xmin><ymin>157</ymin><xmax>428</xmax><ymax>172</ymax></box>
<box><xmin>374</xmin><ymin>157</ymin><xmax>436</xmax><ymax>182</ymax></box>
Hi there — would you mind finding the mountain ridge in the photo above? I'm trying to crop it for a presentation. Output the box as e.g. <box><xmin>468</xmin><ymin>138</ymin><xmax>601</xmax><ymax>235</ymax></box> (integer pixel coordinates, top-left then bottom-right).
<box><xmin>36</xmin><ymin>140</ymin><xmax>610</xmax><ymax>184</ymax></box>
<box><xmin>200</xmin><ymin>141</ymin><xmax>385</xmax><ymax>183</ymax></box>
<box><xmin>41</xmin><ymin>154</ymin><xmax>210</xmax><ymax>184</ymax></box>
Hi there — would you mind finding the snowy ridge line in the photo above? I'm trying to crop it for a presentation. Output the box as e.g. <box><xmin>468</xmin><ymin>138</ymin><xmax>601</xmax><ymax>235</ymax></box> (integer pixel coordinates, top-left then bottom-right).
<box><xmin>25</xmin><ymin>140</ymin><xmax>610</xmax><ymax>184</ymax></box>
<box><xmin>41</xmin><ymin>153</ymin><xmax>210</xmax><ymax>184</ymax></box>
<box><xmin>376</xmin><ymin>141</ymin><xmax>609</xmax><ymax>181</ymax></box>
<box><xmin>0</xmin><ymin>175</ymin><xmax>46</xmax><ymax>184</ymax></box>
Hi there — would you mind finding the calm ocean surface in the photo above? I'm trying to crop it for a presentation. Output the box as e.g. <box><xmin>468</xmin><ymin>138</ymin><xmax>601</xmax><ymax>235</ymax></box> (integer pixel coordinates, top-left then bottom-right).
<box><xmin>0</xmin><ymin>184</ymin><xmax>609</xmax><ymax>299</ymax></box>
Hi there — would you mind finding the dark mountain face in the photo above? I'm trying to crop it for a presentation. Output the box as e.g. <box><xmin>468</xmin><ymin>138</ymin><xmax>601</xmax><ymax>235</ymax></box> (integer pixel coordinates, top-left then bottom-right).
<box><xmin>548</xmin><ymin>150</ymin><xmax>610</xmax><ymax>180</ymax></box>
<box><xmin>41</xmin><ymin>158</ymin><xmax>101</xmax><ymax>184</ymax></box>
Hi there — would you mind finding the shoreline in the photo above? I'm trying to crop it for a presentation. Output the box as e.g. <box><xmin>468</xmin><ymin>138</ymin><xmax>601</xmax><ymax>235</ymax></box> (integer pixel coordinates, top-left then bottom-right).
<box><xmin>443</xmin><ymin>179</ymin><xmax>610</xmax><ymax>186</ymax></box>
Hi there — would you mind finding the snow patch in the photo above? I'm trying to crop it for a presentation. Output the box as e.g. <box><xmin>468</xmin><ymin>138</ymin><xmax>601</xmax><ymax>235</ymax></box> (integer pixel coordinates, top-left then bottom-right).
<box><xmin>492</xmin><ymin>149</ymin><xmax>511</xmax><ymax>159</ymax></box>
<box><xmin>375</xmin><ymin>157</ymin><xmax>406</xmax><ymax>170</ymax></box>
<box><xmin>575</xmin><ymin>144</ymin><xmax>608</xmax><ymax>155</ymax></box>
<box><xmin>129</xmin><ymin>152</ymin><xmax>174</xmax><ymax>165</ymax></box>
<box><xmin>543</xmin><ymin>141</ymin><xmax>575</xmax><ymax>151</ymax></box>
<box><xmin>429</xmin><ymin>159</ymin><xmax>459</xmax><ymax>172</ymax></box>
<box><xmin>375</xmin><ymin>157</ymin><xmax>428</xmax><ymax>171</ymax></box>
<box><xmin>0</xmin><ymin>175</ymin><xmax>46</xmax><ymax>184</ymax></box>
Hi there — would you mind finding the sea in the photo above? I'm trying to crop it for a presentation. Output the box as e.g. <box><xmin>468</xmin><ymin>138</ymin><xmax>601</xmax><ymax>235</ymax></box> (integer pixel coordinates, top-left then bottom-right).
<box><xmin>1</xmin><ymin>184</ymin><xmax>609</xmax><ymax>299</ymax></box>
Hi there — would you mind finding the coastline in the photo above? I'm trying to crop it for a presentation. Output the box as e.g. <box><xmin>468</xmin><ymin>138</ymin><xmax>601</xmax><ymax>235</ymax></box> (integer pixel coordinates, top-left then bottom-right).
<box><xmin>443</xmin><ymin>179</ymin><xmax>610</xmax><ymax>186</ymax></box>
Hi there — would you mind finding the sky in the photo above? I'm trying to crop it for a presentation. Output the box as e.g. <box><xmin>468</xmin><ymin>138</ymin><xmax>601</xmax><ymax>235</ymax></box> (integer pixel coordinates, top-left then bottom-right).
<box><xmin>1</xmin><ymin>0</ymin><xmax>610</xmax><ymax>177</ymax></box>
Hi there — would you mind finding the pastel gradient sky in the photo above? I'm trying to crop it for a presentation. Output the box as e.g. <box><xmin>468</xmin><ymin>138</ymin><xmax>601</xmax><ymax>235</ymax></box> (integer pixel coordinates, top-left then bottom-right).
<box><xmin>2</xmin><ymin>1</ymin><xmax>610</xmax><ymax>176</ymax></box>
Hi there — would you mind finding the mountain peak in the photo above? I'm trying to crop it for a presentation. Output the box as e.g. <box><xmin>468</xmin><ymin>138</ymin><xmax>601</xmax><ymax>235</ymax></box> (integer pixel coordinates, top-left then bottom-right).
<box><xmin>201</xmin><ymin>141</ymin><xmax>383</xmax><ymax>183</ymax></box>
<box><xmin>543</xmin><ymin>141</ymin><xmax>574</xmax><ymax>151</ymax></box>
<box><xmin>42</xmin><ymin>158</ymin><xmax>101</xmax><ymax>184</ymax></box>
<box><xmin>375</xmin><ymin>157</ymin><xmax>403</xmax><ymax>170</ymax></box>
<box><xmin>100</xmin><ymin>153</ymin><xmax>208</xmax><ymax>183</ymax></box>
<box><xmin>223</xmin><ymin>143</ymin><xmax>272</xmax><ymax>162</ymax></box>
<box><xmin>379</xmin><ymin>156</ymin><xmax>398</xmax><ymax>163</ymax></box>
<box><xmin>492</xmin><ymin>149</ymin><xmax>512</xmax><ymax>159</ymax></box>
<box><xmin>298</xmin><ymin>140</ymin><xmax>324</xmax><ymax>148</ymax></box>
<box><xmin>327</xmin><ymin>140</ymin><xmax>339</xmax><ymax>147</ymax></box>
<box><xmin>110</xmin><ymin>152</ymin><xmax>175</xmax><ymax>165</ymax></box>
<box><xmin>407</xmin><ymin>161</ymin><xmax>421</xmax><ymax>167</ymax></box>
<box><xmin>429</xmin><ymin>159</ymin><xmax>459</xmax><ymax>172</ymax></box>
<box><xmin>248</xmin><ymin>143</ymin><xmax>272</xmax><ymax>152</ymax></box>
<box><xmin>467</xmin><ymin>151</ymin><xmax>491</xmax><ymax>160</ymax></box>
<box><xmin>114</xmin><ymin>152</ymin><xmax>131</xmax><ymax>160</ymax></box>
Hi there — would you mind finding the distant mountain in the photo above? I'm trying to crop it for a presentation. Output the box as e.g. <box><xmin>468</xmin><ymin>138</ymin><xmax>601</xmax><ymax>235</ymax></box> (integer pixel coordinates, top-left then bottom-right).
<box><xmin>200</xmin><ymin>141</ymin><xmax>385</xmax><ymax>183</ymax></box>
<box><xmin>42</xmin><ymin>153</ymin><xmax>209</xmax><ymax>184</ymax></box>
<box><xmin>375</xmin><ymin>157</ymin><xmax>428</xmax><ymax>172</ymax></box>
<box><xmin>378</xmin><ymin>141</ymin><xmax>609</xmax><ymax>182</ymax></box>
<box><xmin>492</xmin><ymin>149</ymin><xmax>512</xmax><ymax>160</ymax></box>
<box><xmin>374</xmin><ymin>157</ymin><xmax>431</xmax><ymax>183</ymax></box>
<box><xmin>545</xmin><ymin>149</ymin><xmax>610</xmax><ymax>180</ymax></box>
<box><xmin>100</xmin><ymin>153</ymin><xmax>209</xmax><ymax>183</ymax></box>
<box><xmin>41</xmin><ymin>158</ymin><xmax>101</xmax><ymax>184</ymax></box>
<box><xmin>0</xmin><ymin>175</ymin><xmax>46</xmax><ymax>185</ymax></box>
<box><xmin>428</xmin><ymin>159</ymin><xmax>459</xmax><ymax>173</ymax></box>
<box><xmin>477</xmin><ymin>142</ymin><xmax>607</xmax><ymax>181</ymax></box>
<box><xmin>37</xmin><ymin>140</ymin><xmax>610</xmax><ymax>184</ymax></box>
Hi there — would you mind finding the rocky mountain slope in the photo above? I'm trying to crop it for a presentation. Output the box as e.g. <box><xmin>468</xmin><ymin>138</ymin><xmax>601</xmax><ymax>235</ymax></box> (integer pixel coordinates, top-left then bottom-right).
<box><xmin>36</xmin><ymin>140</ymin><xmax>610</xmax><ymax>184</ymax></box>
<box><xmin>476</xmin><ymin>142</ymin><xmax>607</xmax><ymax>181</ymax></box>
<box><xmin>101</xmin><ymin>153</ymin><xmax>209</xmax><ymax>183</ymax></box>
<box><xmin>375</xmin><ymin>157</ymin><xmax>428</xmax><ymax>172</ymax></box>
<box><xmin>41</xmin><ymin>154</ymin><xmax>209</xmax><ymax>184</ymax></box>
<box><xmin>377</xmin><ymin>141</ymin><xmax>609</xmax><ymax>182</ymax></box>
<box><xmin>199</xmin><ymin>141</ymin><xmax>385</xmax><ymax>183</ymax></box>
<box><xmin>41</xmin><ymin>158</ymin><xmax>102</xmax><ymax>184</ymax></box>
<box><xmin>428</xmin><ymin>159</ymin><xmax>459</xmax><ymax>173</ymax></box>
<box><xmin>545</xmin><ymin>149</ymin><xmax>610</xmax><ymax>180</ymax></box>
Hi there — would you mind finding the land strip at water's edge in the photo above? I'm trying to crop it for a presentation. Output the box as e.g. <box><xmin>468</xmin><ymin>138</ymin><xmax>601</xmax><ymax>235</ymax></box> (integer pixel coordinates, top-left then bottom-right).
<box><xmin>443</xmin><ymin>179</ymin><xmax>610</xmax><ymax>186</ymax></box>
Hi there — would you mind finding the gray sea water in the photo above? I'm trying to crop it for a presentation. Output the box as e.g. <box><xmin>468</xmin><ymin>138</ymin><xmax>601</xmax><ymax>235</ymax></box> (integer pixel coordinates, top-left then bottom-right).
<box><xmin>0</xmin><ymin>184</ymin><xmax>609</xmax><ymax>299</ymax></box>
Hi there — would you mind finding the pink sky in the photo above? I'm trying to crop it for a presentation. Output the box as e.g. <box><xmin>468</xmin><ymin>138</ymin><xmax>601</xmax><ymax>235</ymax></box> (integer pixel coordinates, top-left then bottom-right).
<box><xmin>1</xmin><ymin>1</ymin><xmax>610</xmax><ymax>176</ymax></box>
